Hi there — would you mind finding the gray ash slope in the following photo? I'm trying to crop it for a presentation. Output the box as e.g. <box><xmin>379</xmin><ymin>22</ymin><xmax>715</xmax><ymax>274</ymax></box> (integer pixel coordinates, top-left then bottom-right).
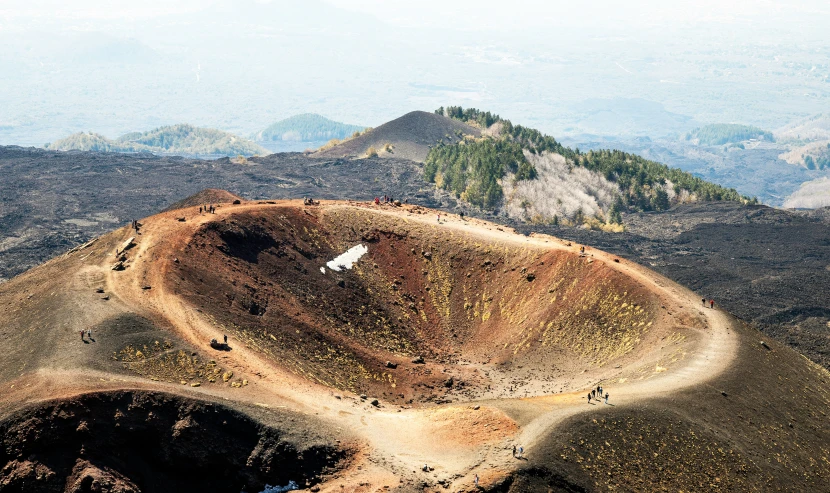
<box><xmin>0</xmin><ymin>146</ymin><xmax>453</xmax><ymax>282</ymax></box>
<box><xmin>1</xmin><ymin>145</ymin><xmax>829</xmax><ymax>372</ymax></box>
<box><xmin>315</xmin><ymin>110</ymin><xmax>481</xmax><ymax>162</ymax></box>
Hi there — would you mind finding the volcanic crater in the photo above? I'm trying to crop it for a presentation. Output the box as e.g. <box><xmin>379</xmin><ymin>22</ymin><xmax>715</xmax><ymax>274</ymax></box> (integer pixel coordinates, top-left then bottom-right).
<box><xmin>171</xmin><ymin>203</ymin><xmax>695</xmax><ymax>405</ymax></box>
<box><xmin>7</xmin><ymin>198</ymin><xmax>826</xmax><ymax>492</ymax></box>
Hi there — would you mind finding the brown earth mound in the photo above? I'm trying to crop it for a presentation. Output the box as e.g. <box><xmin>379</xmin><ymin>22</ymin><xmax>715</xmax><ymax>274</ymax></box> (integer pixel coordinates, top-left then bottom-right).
<box><xmin>315</xmin><ymin>111</ymin><xmax>481</xmax><ymax>162</ymax></box>
<box><xmin>0</xmin><ymin>198</ymin><xmax>827</xmax><ymax>492</ymax></box>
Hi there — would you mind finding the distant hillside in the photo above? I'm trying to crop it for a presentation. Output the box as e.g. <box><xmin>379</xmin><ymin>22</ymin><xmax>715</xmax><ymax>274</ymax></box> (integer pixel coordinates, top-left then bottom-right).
<box><xmin>47</xmin><ymin>125</ymin><xmax>267</xmax><ymax>157</ymax></box>
<box><xmin>315</xmin><ymin>110</ymin><xmax>481</xmax><ymax>162</ymax></box>
<box><xmin>784</xmin><ymin>177</ymin><xmax>830</xmax><ymax>208</ymax></box>
<box><xmin>45</xmin><ymin>132</ymin><xmax>145</xmax><ymax>153</ymax></box>
<box><xmin>776</xmin><ymin>113</ymin><xmax>830</xmax><ymax>143</ymax></box>
<box><xmin>430</xmin><ymin>106</ymin><xmax>754</xmax><ymax>229</ymax></box>
<box><xmin>685</xmin><ymin>123</ymin><xmax>773</xmax><ymax>146</ymax></box>
<box><xmin>254</xmin><ymin>114</ymin><xmax>365</xmax><ymax>142</ymax></box>
<box><xmin>779</xmin><ymin>141</ymin><xmax>830</xmax><ymax>169</ymax></box>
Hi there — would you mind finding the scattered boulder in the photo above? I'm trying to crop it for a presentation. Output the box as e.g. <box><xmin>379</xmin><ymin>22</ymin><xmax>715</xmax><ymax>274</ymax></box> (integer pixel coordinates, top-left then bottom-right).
<box><xmin>111</xmin><ymin>261</ymin><xmax>125</xmax><ymax>271</ymax></box>
<box><xmin>444</xmin><ymin>377</ymin><xmax>454</xmax><ymax>388</ymax></box>
<box><xmin>177</xmin><ymin>217</ymin><xmax>186</xmax><ymax>222</ymax></box>
<box><xmin>116</xmin><ymin>237</ymin><xmax>135</xmax><ymax>255</ymax></box>
<box><xmin>385</xmin><ymin>361</ymin><xmax>398</xmax><ymax>369</ymax></box>
<box><xmin>760</xmin><ymin>341</ymin><xmax>771</xmax><ymax>350</ymax></box>
<box><xmin>232</xmin><ymin>199</ymin><xmax>241</xmax><ymax>204</ymax></box>
<box><xmin>412</xmin><ymin>355</ymin><xmax>425</xmax><ymax>364</ymax></box>
<box><xmin>526</xmin><ymin>273</ymin><xmax>536</xmax><ymax>282</ymax></box>
<box><xmin>370</xmin><ymin>399</ymin><xmax>379</xmax><ymax>407</ymax></box>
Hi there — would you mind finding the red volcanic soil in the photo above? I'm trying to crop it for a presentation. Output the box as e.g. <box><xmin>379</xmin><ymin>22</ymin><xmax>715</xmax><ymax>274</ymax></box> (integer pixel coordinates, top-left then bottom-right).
<box><xmin>171</xmin><ymin>203</ymin><xmax>672</xmax><ymax>405</ymax></box>
<box><xmin>0</xmin><ymin>197</ymin><xmax>827</xmax><ymax>492</ymax></box>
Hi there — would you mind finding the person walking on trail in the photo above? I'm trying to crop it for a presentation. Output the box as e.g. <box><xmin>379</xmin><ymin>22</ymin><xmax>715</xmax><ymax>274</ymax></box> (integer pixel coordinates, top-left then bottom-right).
<box><xmin>518</xmin><ymin>446</ymin><xmax>524</xmax><ymax>458</ymax></box>
<box><xmin>87</xmin><ymin>329</ymin><xmax>92</xmax><ymax>340</ymax></box>
<box><xmin>223</xmin><ymin>334</ymin><xmax>228</xmax><ymax>344</ymax></box>
<box><xmin>474</xmin><ymin>474</ymin><xmax>479</xmax><ymax>487</ymax></box>
<box><xmin>80</xmin><ymin>330</ymin><xmax>85</xmax><ymax>341</ymax></box>
<box><xmin>437</xmin><ymin>214</ymin><xmax>441</xmax><ymax>223</ymax></box>
<box><xmin>604</xmin><ymin>393</ymin><xmax>609</xmax><ymax>404</ymax></box>
<box><xmin>702</xmin><ymin>298</ymin><xmax>706</xmax><ymax>307</ymax></box>
<box><xmin>710</xmin><ymin>299</ymin><xmax>715</xmax><ymax>309</ymax></box>
<box><xmin>580</xmin><ymin>245</ymin><xmax>585</xmax><ymax>254</ymax></box>
<box><xmin>587</xmin><ymin>393</ymin><xmax>592</xmax><ymax>404</ymax></box>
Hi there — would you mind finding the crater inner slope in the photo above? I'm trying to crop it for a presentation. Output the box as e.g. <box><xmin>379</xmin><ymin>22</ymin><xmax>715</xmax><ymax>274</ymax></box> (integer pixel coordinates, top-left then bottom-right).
<box><xmin>169</xmin><ymin>203</ymin><xmax>703</xmax><ymax>405</ymax></box>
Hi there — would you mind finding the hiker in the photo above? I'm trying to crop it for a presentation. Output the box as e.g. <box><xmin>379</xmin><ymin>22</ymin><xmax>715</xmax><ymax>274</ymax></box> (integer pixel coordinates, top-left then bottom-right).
<box><xmin>460</xmin><ymin>211</ymin><xmax>465</xmax><ymax>220</ymax></box>
<box><xmin>374</xmin><ymin>197</ymin><xmax>380</xmax><ymax>205</ymax></box>
<box><xmin>598</xmin><ymin>385</ymin><xmax>603</xmax><ymax>396</ymax></box>
<box><xmin>199</xmin><ymin>206</ymin><xmax>203</xmax><ymax>213</ymax></box>
<box><xmin>437</xmin><ymin>214</ymin><xmax>441</xmax><ymax>223</ymax></box>
<box><xmin>604</xmin><ymin>392</ymin><xmax>609</xmax><ymax>404</ymax></box>
<box><xmin>580</xmin><ymin>245</ymin><xmax>585</xmax><ymax>254</ymax></box>
<box><xmin>475</xmin><ymin>474</ymin><xmax>479</xmax><ymax>487</ymax></box>
<box><xmin>591</xmin><ymin>389</ymin><xmax>596</xmax><ymax>399</ymax></box>
<box><xmin>87</xmin><ymin>329</ymin><xmax>92</xmax><ymax>340</ymax></box>
<box><xmin>512</xmin><ymin>445</ymin><xmax>516</xmax><ymax>457</ymax></box>
<box><xmin>223</xmin><ymin>334</ymin><xmax>228</xmax><ymax>344</ymax></box>
<box><xmin>80</xmin><ymin>330</ymin><xmax>85</xmax><ymax>341</ymax></box>
<box><xmin>518</xmin><ymin>446</ymin><xmax>524</xmax><ymax>458</ymax></box>
<box><xmin>710</xmin><ymin>299</ymin><xmax>715</xmax><ymax>309</ymax></box>
<box><xmin>587</xmin><ymin>393</ymin><xmax>592</xmax><ymax>404</ymax></box>
<box><xmin>702</xmin><ymin>298</ymin><xmax>706</xmax><ymax>307</ymax></box>
<box><xmin>596</xmin><ymin>385</ymin><xmax>601</xmax><ymax>396</ymax></box>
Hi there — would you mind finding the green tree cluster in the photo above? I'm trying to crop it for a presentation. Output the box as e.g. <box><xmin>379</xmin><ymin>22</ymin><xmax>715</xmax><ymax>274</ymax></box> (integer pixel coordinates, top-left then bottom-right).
<box><xmin>804</xmin><ymin>144</ymin><xmax>830</xmax><ymax>170</ymax></box>
<box><xmin>255</xmin><ymin>114</ymin><xmax>366</xmax><ymax>142</ymax></box>
<box><xmin>431</xmin><ymin>106</ymin><xmax>755</xmax><ymax>215</ymax></box>
<box><xmin>424</xmin><ymin>139</ymin><xmax>533</xmax><ymax>208</ymax></box>
<box><xmin>576</xmin><ymin>149</ymin><xmax>751</xmax><ymax>212</ymax></box>
<box><xmin>47</xmin><ymin>125</ymin><xmax>266</xmax><ymax>157</ymax></box>
<box><xmin>685</xmin><ymin>124</ymin><xmax>774</xmax><ymax>146</ymax></box>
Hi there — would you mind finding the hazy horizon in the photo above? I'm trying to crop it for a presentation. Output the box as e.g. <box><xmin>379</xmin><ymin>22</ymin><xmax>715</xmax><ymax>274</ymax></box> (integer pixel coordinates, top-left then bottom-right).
<box><xmin>1</xmin><ymin>0</ymin><xmax>829</xmax><ymax>145</ymax></box>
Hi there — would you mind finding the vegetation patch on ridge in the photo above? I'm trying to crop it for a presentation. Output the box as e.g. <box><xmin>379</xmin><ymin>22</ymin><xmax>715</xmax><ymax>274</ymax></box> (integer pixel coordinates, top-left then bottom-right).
<box><xmin>254</xmin><ymin>113</ymin><xmax>366</xmax><ymax>142</ymax></box>
<box><xmin>47</xmin><ymin>124</ymin><xmax>267</xmax><ymax>157</ymax></box>
<box><xmin>428</xmin><ymin>106</ymin><xmax>754</xmax><ymax>227</ymax></box>
<box><xmin>685</xmin><ymin>123</ymin><xmax>774</xmax><ymax>146</ymax></box>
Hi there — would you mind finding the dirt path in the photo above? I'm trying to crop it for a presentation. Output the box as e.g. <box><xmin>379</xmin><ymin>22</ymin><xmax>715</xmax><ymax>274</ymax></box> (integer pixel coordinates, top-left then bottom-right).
<box><xmin>83</xmin><ymin>201</ymin><xmax>740</xmax><ymax>489</ymax></box>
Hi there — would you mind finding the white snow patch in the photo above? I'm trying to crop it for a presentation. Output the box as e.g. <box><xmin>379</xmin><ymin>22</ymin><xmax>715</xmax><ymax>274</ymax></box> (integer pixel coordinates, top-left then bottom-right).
<box><xmin>320</xmin><ymin>267</ymin><xmax>326</xmax><ymax>274</ymax></box>
<box><xmin>325</xmin><ymin>244</ymin><xmax>368</xmax><ymax>271</ymax></box>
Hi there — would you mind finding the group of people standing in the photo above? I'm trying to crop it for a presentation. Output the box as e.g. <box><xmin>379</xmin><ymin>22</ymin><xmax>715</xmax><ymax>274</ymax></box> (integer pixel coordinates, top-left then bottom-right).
<box><xmin>702</xmin><ymin>298</ymin><xmax>715</xmax><ymax>309</ymax></box>
<box><xmin>199</xmin><ymin>204</ymin><xmax>216</xmax><ymax>214</ymax></box>
<box><xmin>374</xmin><ymin>195</ymin><xmax>396</xmax><ymax>205</ymax></box>
<box><xmin>587</xmin><ymin>385</ymin><xmax>608</xmax><ymax>404</ymax></box>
